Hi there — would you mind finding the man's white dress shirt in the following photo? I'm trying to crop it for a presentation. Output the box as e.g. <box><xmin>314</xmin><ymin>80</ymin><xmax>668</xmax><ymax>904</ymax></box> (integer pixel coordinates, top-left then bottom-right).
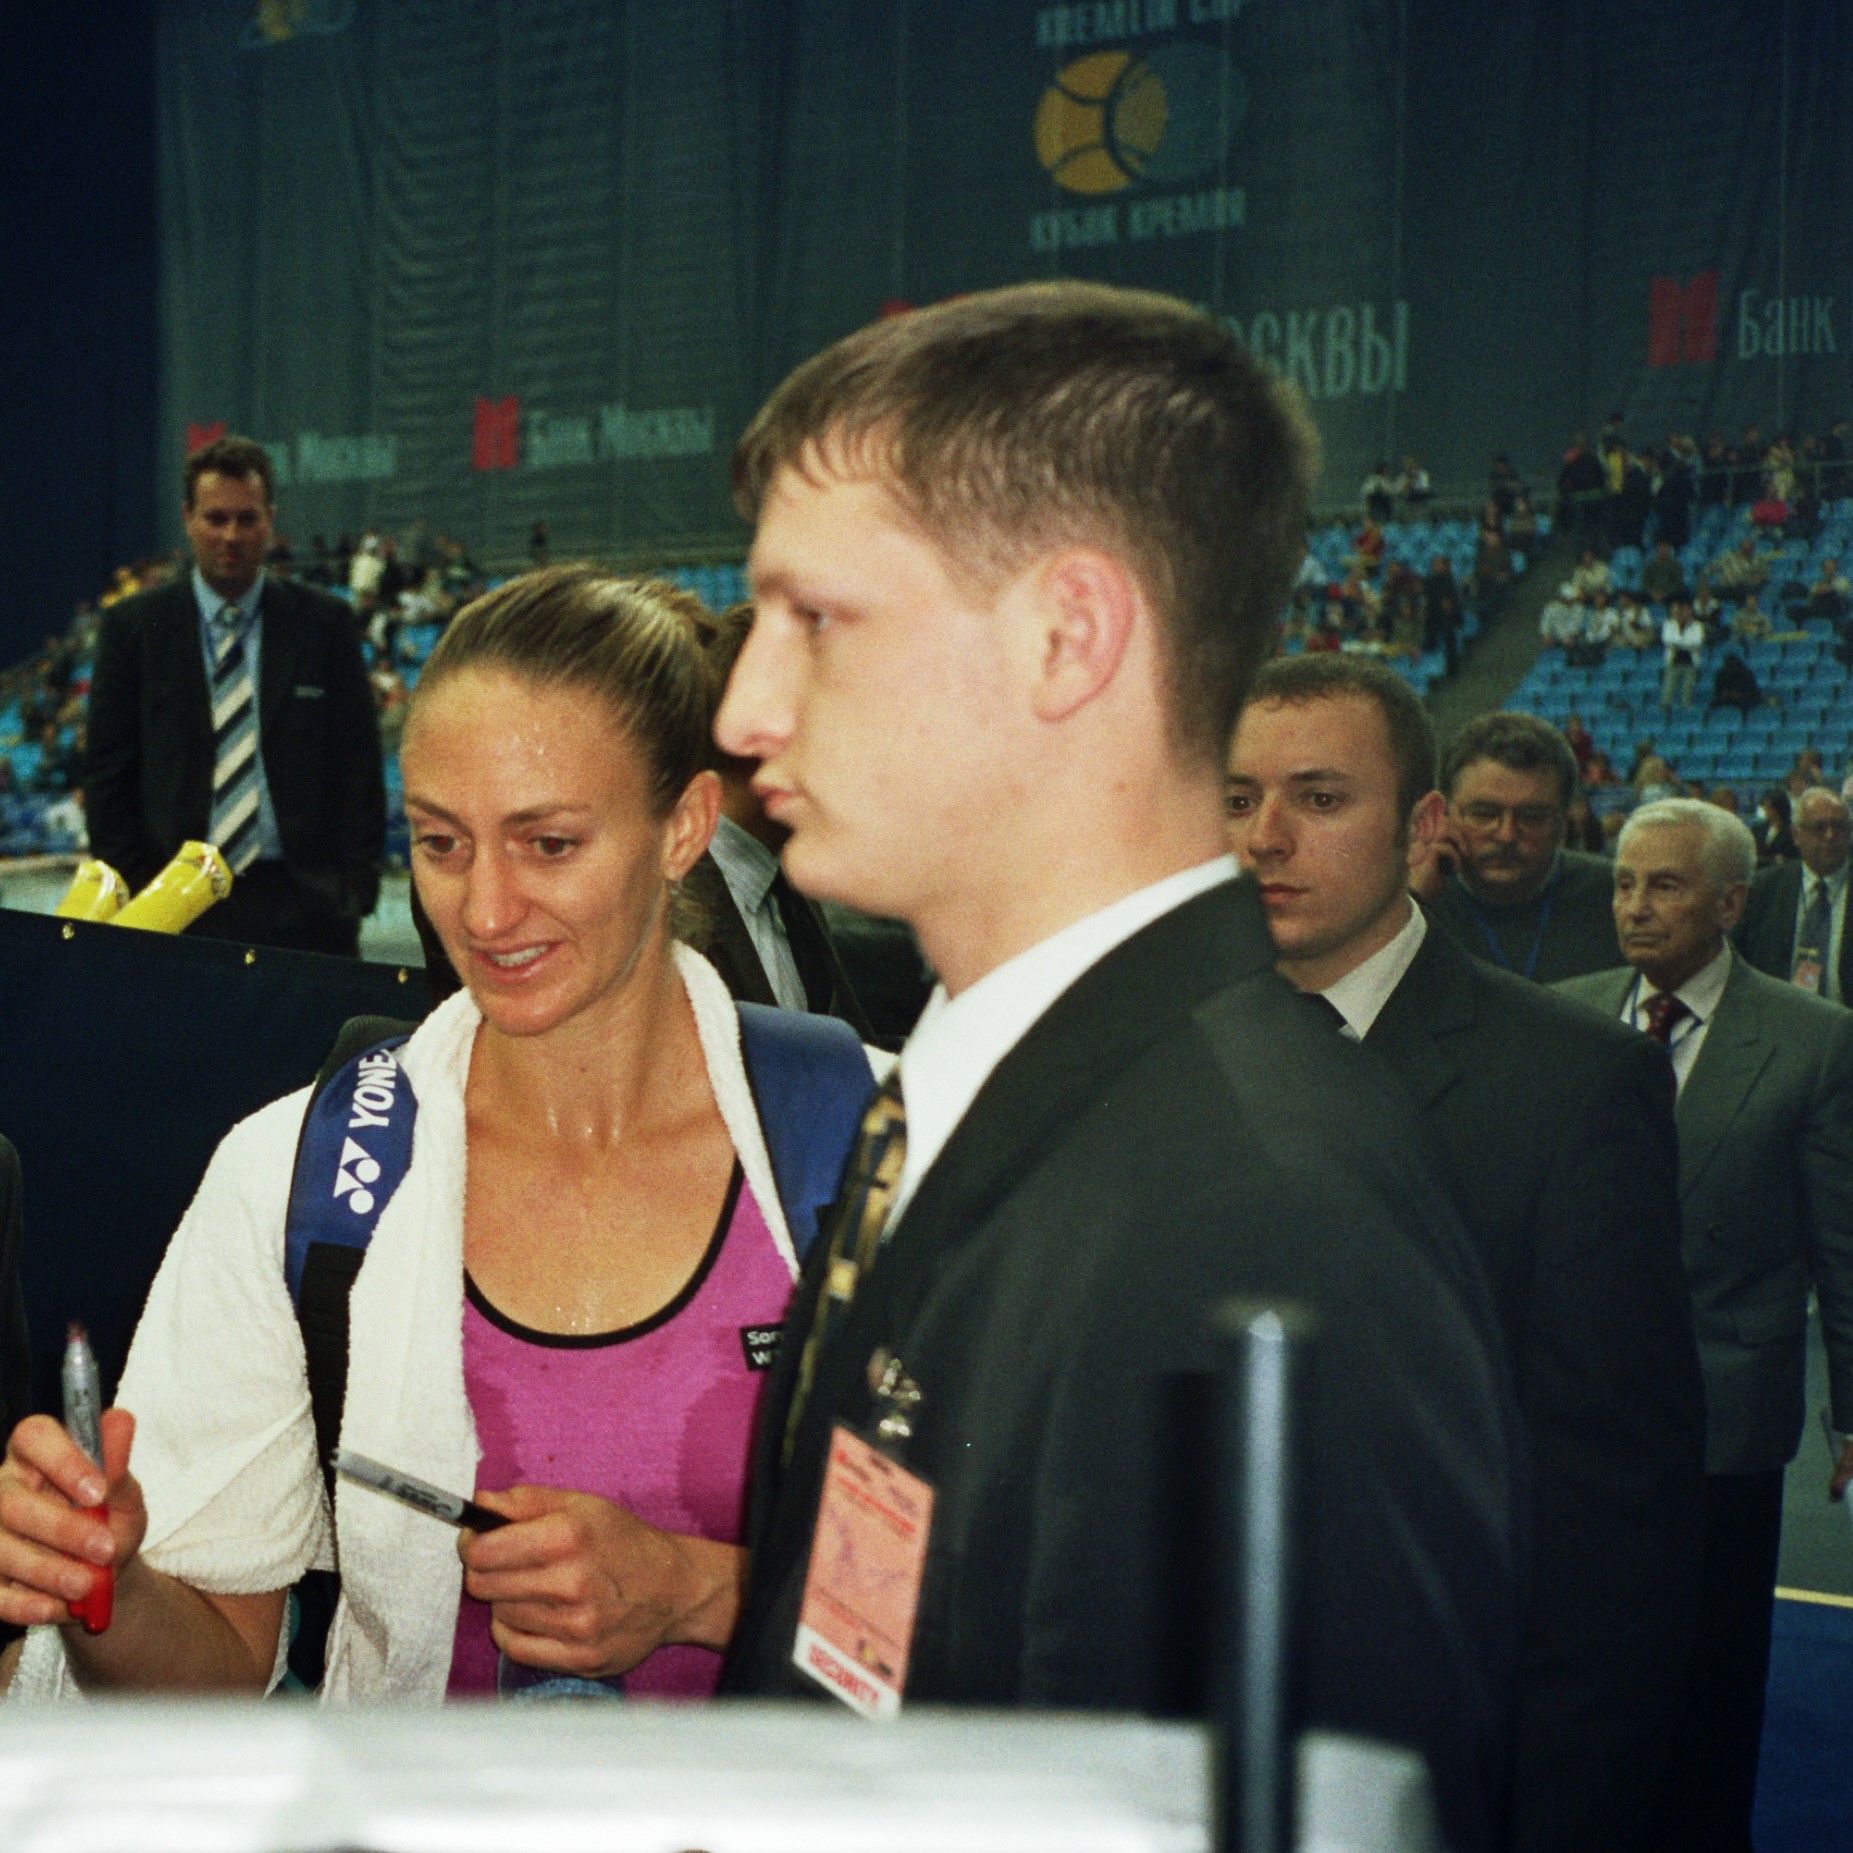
<box><xmin>891</xmin><ymin>856</ymin><xmax>1238</xmax><ymax>1222</ymax></box>
<box><xmin>1789</xmin><ymin>862</ymin><xmax>1849</xmax><ymax>1004</ymax></box>
<box><xmin>1318</xmin><ymin>902</ymin><xmax>1428</xmax><ymax>1041</ymax></box>
<box><xmin>1622</xmin><ymin>942</ymin><xmax>1733</xmax><ymax>1095</ymax></box>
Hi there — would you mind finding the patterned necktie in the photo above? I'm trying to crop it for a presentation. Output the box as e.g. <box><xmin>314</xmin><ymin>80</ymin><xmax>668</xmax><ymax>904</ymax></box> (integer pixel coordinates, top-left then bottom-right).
<box><xmin>1795</xmin><ymin>876</ymin><xmax>1832</xmax><ymax>983</ymax></box>
<box><xmin>1641</xmin><ymin>991</ymin><xmax>1691</xmax><ymax>1047</ymax></box>
<box><xmin>207</xmin><ymin>603</ymin><xmax>262</xmax><ymax>874</ymax></box>
<box><xmin>782</xmin><ymin>1073</ymin><xmax>908</xmax><ymax>1463</ymax></box>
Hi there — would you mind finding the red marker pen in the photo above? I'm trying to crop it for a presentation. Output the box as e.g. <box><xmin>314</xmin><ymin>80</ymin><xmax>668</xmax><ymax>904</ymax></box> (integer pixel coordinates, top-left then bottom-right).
<box><xmin>60</xmin><ymin>1323</ymin><xmax>113</xmax><ymax>1634</ymax></box>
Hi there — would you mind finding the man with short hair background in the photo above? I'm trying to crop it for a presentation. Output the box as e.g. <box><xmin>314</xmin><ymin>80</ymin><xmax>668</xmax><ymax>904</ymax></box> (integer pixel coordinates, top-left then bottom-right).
<box><xmin>1560</xmin><ymin>800</ymin><xmax>1853</xmax><ymax>1853</ymax></box>
<box><xmin>714</xmin><ymin>281</ymin><xmax>1526</xmax><ymax>1853</ymax></box>
<box><xmin>1227</xmin><ymin>655</ymin><xmax>1704</xmax><ymax>1853</ymax></box>
<box><xmin>1735</xmin><ymin>785</ymin><xmax>1853</xmax><ymax>1003</ymax></box>
<box><xmin>86</xmin><ymin>436</ymin><xmax>384</xmax><ymax>956</ymax></box>
<box><xmin>1415</xmin><ymin>711</ymin><xmax>1620</xmax><ymax>982</ymax></box>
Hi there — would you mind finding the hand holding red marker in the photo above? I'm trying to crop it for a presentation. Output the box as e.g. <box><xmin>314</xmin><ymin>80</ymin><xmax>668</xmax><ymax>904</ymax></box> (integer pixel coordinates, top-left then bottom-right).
<box><xmin>60</xmin><ymin>1324</ymin><xmax>114</xmax><ymax>1633</ymax></box>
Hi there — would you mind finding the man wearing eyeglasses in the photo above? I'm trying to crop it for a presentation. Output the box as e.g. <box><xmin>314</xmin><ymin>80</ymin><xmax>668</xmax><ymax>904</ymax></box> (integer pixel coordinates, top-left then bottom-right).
<box><xmin>1414</xmin><ymin>711</ymin><xmax>1622</xmax><ymax>983</ymax></box>
<box><xmin>1735</xmin><ymin>785</ymin><xmax>1853</xmax><ymax>1003</ymax></box>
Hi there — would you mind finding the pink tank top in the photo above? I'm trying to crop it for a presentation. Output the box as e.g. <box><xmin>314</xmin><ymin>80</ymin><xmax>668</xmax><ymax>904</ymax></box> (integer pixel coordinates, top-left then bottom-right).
<box><xmin>446</xmin><ymin>1165</ymin><xmax>794</xmax><ymax>1700</ymax></box>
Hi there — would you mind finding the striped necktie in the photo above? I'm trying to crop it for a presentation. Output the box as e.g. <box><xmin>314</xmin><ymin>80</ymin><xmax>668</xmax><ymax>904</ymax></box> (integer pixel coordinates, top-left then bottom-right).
<box><xmin>781</xmin><ymin>1074</ymin><xmax>907</xmax><ymax>1463</ymax></box>
<box><xmin>208</xmin><ymin>601</ymin><xmax>263</xmax><ymax>874</ymax></box>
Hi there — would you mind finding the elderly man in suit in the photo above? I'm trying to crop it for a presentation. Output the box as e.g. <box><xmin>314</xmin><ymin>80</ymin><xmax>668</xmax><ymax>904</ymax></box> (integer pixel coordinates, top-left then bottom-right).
<box><xmin>1735</xmin><ymin>785</ymin><xmax>1853</xmax><ymax>1002</ymax></box>
<box><xmin>1227</xmin><ymin>653</ymin><xmax>1704</xmax><ymax>1853</ymax></box>
<box><xmin>709</xmin><ymin>283</ymin><xmax>1528</xmax><ymax>1853</ymax></box>
<box><xmin>86</xmin><ymin>436</ymin><xmax>384</xmax><ymax>956</ymax></box>
<box><xmin>1560</xmin><ymin>798</ymin><xmax>1853</xmax><ymax>1853</ymax></box>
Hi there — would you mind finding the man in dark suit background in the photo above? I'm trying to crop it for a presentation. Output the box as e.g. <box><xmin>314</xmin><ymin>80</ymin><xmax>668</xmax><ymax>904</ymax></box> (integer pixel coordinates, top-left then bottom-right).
<box><xmin>1735</xmin><ymin>785</ymin><xmax>1852</xmax><ymax>1003</ymax></box>
<box><xmin>1226</xmin><ymin>654</ymin><xmax>1705</xmax><ymax>1853</ymax></box>
<box><xmin>86</xmin><ymin>436</ymin><xmax>385</xmax><ymax>956</ymax></box>
<box><xmin>678</xmin><ymin>600</ymin><xmax>882</xmax><ymax>1039</ymax></box>
<box><xmin>1560</xmin><ymin>798</ymin><xmax>1853</xmax><ymax>1853</ymax></box>
<box><xmin>710</xmin><ymin>283</ymin><xmax>1527</xmax><ymax>1852</ymax></box>
<box><xmin>1416</xmin><ymin>711</ymin><xmax>1620</xmax><ymax>982</ymax></box>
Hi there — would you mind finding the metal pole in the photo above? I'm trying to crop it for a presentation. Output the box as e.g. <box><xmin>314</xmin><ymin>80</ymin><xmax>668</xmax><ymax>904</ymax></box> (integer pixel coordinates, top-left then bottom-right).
<box><xmin>1211</xmin><ymin>1298</ymin><xmax>1318</xmax><ymax>1853</ymax></box>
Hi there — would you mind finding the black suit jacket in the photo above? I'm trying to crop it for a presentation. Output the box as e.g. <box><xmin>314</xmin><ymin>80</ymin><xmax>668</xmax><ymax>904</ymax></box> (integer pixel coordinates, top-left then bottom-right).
<box><xmin>86</xmin><ymin>575</ymin><xmax>385</xmax><ymax>932</ymax></box>
<box><xmin>724</xmin><ymin>880</ymin><xmax>1528</xmax><ymax>1853</ymax></box>
<box><xmin>1735</xmin><ymin>857</ymin><xmax>1853</xmax><ymax>1002</ymax></box>
<box><xmin>1366</xmin><ymin>925</ymin><xmax>1704</xmax><ymax>1853</ymax></box>
<box><xmin>682</xmin><ymin>851</ymin><xmax>876</xmax><ymax>1041</ymax></box>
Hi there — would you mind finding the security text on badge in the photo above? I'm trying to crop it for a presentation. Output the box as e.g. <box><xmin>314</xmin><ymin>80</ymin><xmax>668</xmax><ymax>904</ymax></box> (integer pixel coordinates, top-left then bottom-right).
<box><xmin>792</xmin><ymin>1424</ymin><xmax>935</xmax><ymax>1719</ymax></box>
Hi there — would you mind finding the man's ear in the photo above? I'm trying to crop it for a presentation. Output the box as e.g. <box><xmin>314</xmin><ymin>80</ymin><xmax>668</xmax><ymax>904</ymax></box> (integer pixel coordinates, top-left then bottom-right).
<box><xmin>1405</xmin><ymin>789</ymin><xmax>1447</xmax><ymax>867</ymax></box>
<box><xmin>1027</xmin><ymin>546</ymin><xmax>1140</xmax><ymax>724</ymax></box>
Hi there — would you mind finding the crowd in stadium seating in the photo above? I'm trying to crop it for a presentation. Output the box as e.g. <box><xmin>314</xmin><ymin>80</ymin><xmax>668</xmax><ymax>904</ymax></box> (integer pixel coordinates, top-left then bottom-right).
<box><xmin>1512</xmin><ymin>415</ymin><xmax>1853</xmax><ymax>858</ymax></box>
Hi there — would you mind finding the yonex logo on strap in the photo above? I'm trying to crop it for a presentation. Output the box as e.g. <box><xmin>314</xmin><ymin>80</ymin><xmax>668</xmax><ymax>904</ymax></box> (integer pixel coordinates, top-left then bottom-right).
<box><xmin>348</xmin><ymin>1050</ymin><xmax>401</xmax><ymax>1130</ymax></box>
<box><xmin>333</xmin><ymin>1137</ymin><xmax>384</xmax><ymax>1215</ymax></box>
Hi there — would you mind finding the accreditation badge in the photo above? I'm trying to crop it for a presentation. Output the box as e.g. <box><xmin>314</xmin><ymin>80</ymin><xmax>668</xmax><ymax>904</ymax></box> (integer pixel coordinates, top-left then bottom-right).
<box><xmin>792</xmin><ymin>1424</ymin><xmax>934</xmax><ymax>1718</ymax></box>
<box><xmin>1794</xmin><ymin>952</ymin><xmax>1824</xmax><ymax>994</ymax></box>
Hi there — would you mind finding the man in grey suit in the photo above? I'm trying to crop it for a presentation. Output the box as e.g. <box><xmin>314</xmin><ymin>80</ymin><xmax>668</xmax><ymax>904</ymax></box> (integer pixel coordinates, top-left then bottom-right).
<box><xmin>1560</xmin><ymin>798</ymin><xmax>1853</xmax><ymax>1853</ymax></box>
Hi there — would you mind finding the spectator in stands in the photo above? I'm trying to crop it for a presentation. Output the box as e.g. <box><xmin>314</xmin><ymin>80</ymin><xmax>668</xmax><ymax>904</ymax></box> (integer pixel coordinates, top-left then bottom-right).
<box><xmin>1713</xmin><ymin>537</ymin><xmax>1771</xmax><ymax>598</ymax></box>
<box><xmin>1360</xmin><ymin>460</ymin><xmax>1397</xmax><ymax>523</ymax></box>
<box><xmin>1614</xmin><ymin>449</ymin><xmax>1653</xmax><ymax>550</ymax></box>
<box><xmin>1570</xmin><ymin>547</ymin><xmax>1610</xmax><ymax>600</ymax></box>
<box><xmin>1653</xmin><ymin>438</ymin><xmax>1697</xmax><ymax>549</ymax></box>
<box><xmin>1709</xmin><ymin>652</ymin><xmax>1765</xmax><ymax>718</ymax></box>
<box><xmin>1349</xmin><ymin>515</ymin><xmax>1386</xmax><ymax>574</ymax></box>
<box><xmin>369</xmin><ymin>660</ymin><xmax>409</xmax><ymax>758</ymax></box>
<box><xmin>1755</xmin><ymin>789</ymin><xmax>1798</xmax><ymax>865</ymax></box>
<box><xmin>1423</xmin><ymin>554</ymin><xmax>1465</xmax><ymax>674</ymax></box>
<box><xmin>29</xmin><ymin>723</ymin><xmax>77</xmax><ymax>795</ymax></box>
<box><xmin>1473</xmin><ymin>510</ymin><xmax>1512</xmax><ymax>613</ymax></box>
<box><xmin>0</xmin><ymin>566</ymin><xmax>884</xmax><ymax>1705</ymax></box>
<box><xmin>1538</xmin><ymin>585</ymin><xmax>1584</xmax><ymax>651</ymax></box>
<box><xmin>1397</xmin><ymin>453</ymin><xmax>1432</xmax><ymax>506</ymax></box>
<box><xmin>1413</xmin><ymin>711</ymin><xmax>1622</xmax><ymax>981</ymax></box>
<box><xmin>1581</xmin><ymin>588</ymin><xmax>1620</xmax><ymax>649</ymax></box>
<box><xmin>1710</xmin><ymin>788</ymin><xmax>1743</xmax><ymax>815</ymax></box>
<box><xmin>1635</xmin><ymin>755</ymin><xmax>1681</xmax><ymax>805</ymax></box>
<box><xmin>84</xmin><ymin>435</ymin><xmax>386</xmax><ymax>957</ymax></box>
<box><xmin>1585</xmin><ymin>748</ymin><xmax>1620</xmax><ymax>788</ymax></box>
<box><xmin>1691</xmin><ymin>578</ymin><xmax>1724</xmax><ymax>642</ymax></box>
<box><xmin>1699</xmin><ymin>432</ymin><xmax>1733</xmax><ymax>506</ymax></box>
<box><xmin>1641</xmin><ymin>538</ymin><xmax>1687</xmax><ymax>606</ymax></box>
<box><xmin>1661</xmin><ymin>597</ymin><xmax>1706</xmax><ymax>710</ymax></box>
<box><xmin>1382</xmin><ymin>563</ymin><xmax>1424</xmax><ymax>656</ymax></box>
<box><xmin>1823</xmin><ymin>417</ymin><xmax>1849</xmax><ymax>501</ymax></box>
<box><xmin>1763</xmin><ymin>433</ymin><xmax>1798</xmax><ymax>506</ymax></box>
<box><xmin>1619</xmin><ymin>595</ymin><xmax>1658</xmax><ymax>649</ymax></box>
<box><xmin>1729</xmin><ymin>593</ymin><xmax>1773</xmax><ymax>646</ymax></box>
<box><xmin>1562</xmin><ymin>711</ymin><xmax>1595</xmax><ymax>777</ymax></box>
<box><xmin>1558</xmin><ymin>432</ymin><xmax>1606</xmax><ymax>539</ymax></box>
<box><xmin>348</xmin><ymin>532</ymin><xmax>384</xmax><ymax>620</ymax></box>
<box><xmin>1733</xmin><ymin>426</ymin><xmax>1767</xmax><ymax>503</ymax></box>
<box><xmin>1338</xmin><ymin>562</ymin><xmax>1381</xmax><ymax>632</ymax></box>
<box><xmin>1506</xmin><ymin>491</ymin><xmax>1538</xmax><ymax>554</ymax></box>
<box><xmin>1489</xmin><ymin>452</ymin><xmax>1523</xmax><ymax>518</ymax></box>
<box><xmin>1806</xmin><ymin>556</ymin><xmax>1850</xmax><ymax>621</ymax></box>
<box><xmin>1790</xmin><ymin>747</ymin><xmax>1825</xmax><ymax>789</ymax></box>
<box><xmin>1564</xmin><ymin>786</ymin><xmax>1606</xmax><ymax>854</ymax></box>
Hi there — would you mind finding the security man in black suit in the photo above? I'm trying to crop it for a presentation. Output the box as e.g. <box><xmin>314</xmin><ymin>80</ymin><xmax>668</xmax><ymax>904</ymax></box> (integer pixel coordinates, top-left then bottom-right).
<box><xmin>710</xmin><ymin>284</ymin><xmax>1528</xmax><ymax>1853</ymax></box>
<box><xmin>1226</xmin><ymin>654</ymin><xmax>1705</xmax><ymax>1853</ymax></box>
<box><xmin>86</xmin><ymin>436</ymin><xmax>385</xmax><ymax>956</ymax></box>
<box><xmin>1734</xmin><ymin>784</ymin><xmax>1853</xmax><ymax>1002</ymax></box>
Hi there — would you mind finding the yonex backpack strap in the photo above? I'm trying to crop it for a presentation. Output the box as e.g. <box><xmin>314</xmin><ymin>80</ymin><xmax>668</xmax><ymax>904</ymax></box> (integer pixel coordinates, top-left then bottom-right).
<box><xmin>284</xmin><ymin>1016</ymin><xmax>419</xmax><ymax>1492</ymax></box>
<box><xmin>736</xmin><ymin>1003</ymin><xmax>875</xmax><ymax>1260</ymax></box>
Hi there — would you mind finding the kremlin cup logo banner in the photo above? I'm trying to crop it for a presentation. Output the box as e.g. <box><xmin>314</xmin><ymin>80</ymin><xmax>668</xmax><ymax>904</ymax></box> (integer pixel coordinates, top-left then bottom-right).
<box><xmin>1028</xmin><ymin>5</ymin><xmax>1249</xmax><ymax>257</ymax></box>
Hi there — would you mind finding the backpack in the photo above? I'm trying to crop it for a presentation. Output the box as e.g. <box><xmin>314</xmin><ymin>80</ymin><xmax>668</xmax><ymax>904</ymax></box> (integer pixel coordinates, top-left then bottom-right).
<box><xmin>280</xmin><ymin>1002</ymin><xmax>873</xmax><ymax>1690</ymax></box>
